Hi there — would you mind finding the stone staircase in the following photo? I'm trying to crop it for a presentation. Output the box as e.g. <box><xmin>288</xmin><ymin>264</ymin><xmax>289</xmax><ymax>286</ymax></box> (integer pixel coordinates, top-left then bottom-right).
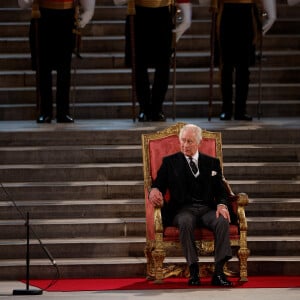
<box><xmin>0</xmin><ymin>120</ymin><xmax>299</xmax><ymax>280</ymax></box>
<box><xmin>0</xmin><ymin>0</ymin><xmax>299</xmax><ymax>120</ymax></box>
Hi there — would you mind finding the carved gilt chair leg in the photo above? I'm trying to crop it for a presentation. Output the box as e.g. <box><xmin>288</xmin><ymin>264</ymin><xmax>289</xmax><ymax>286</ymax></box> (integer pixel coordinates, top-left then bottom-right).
<box><xmin>144</xmin><ymin>245</ymin><xmax>155</xmax><ymax>280</ymax></box>
<box><xmin>238</xmin><ymin>247</ymin><xmax>250</xmax><ymax>282</ymax></box>
<box><xmin>152</xmin><ymin>248</ymin><xmax>166</xmax><ymax>283</ymax></box>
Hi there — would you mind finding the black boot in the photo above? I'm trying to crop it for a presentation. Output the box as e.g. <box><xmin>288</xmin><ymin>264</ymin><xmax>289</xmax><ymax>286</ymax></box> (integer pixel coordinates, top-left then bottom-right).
<box><xmin>188</xmin><ymin>263</ymin><xmax>200</xmax><ymax>286</ymax></box>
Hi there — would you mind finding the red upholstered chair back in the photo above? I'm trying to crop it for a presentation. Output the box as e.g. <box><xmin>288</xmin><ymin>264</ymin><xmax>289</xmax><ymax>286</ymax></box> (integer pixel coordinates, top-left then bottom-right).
<box><xmin>149</xmin><ymin>135</ymin><xmax>219</xmax><ymax>182</ymax></box>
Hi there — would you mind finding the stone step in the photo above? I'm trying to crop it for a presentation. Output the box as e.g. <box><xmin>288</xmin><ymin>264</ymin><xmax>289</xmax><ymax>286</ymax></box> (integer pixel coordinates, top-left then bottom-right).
<box><xmin>1</xmin><ymin>197</ymin><xmax>299</xmax><ymax>218</ymax></box>
<box><xmin>0</xmin><ymin>235</ymin><xmax>299</xmax><ymax>260</ymax></box>
<box><xmin>0</xmin><ymin>199</ymin><xmax>145</xmax><ymax>219</ymax></box>
<box><xmin>1</xmin><ymin>67</ymin><xmax>299</xmax><ymax>87</ymax></box>
<box><xmin>0</xmin><ymin>145</ymin><xmax>143</xmax><ymax>164</ymax></box>
<box><xmin>222</xmin><ymin>144</ymin><xmax>300</xmax><ymax>162</ymax></box>
<box><xmin>1</xmin><ymin>83</ymin><xmax>299</xmax><ymax>104</ymax></box>
<box><xmin>1</xmin><ymin>3</ymin><xmax>299</xmax><ymax>22</ymax></box>
<box><xmin>223</xmin><ymin>162</ymin><xmax>300</xmax><ymax>180</ymax></box>
<box><xmin>0</xmin><ymin>217</ymin><xmax>146</xmax><ymax>239</ymax></box>
<box><xmin>0</xmin><ymin>122</ymin><xmax>299</xmax><ymax>145</ymax></box>
<box><xmin>247</xmin><ymin>217</ymin><xmax>300</xmax><ymax>236</ymax></box>
<box><xmin>0</xmin><ymin>163</ymin><xmax>143</xmax><ymax>182</ymax></box>
<box><xmin>0</xmin><ymin>256</ymin><xmax>299</xmax><ymax>280</ymax></box>
<box><xmin>0</xmin><ymin>162</ymin><xmax>299</xmax><ymax>182</ymax></box>
<box><xmin>247</xmin><ymin>236</ymin><xmax>300</xmax><ymax>256</ymax></box>
<box><xmin>247</xmin><ymin>198</ymin><xmax>300</xmax><ymax>217</ymax></box>
<box><xmin>2</xmin><ymin>17</ymin><xmax>300</xmax><ymax>38</ymax></box>
<box><xmin>0</xmin><ymin>99</ymin><xmax>300</xmax><ymax>121</ymax></box>
<box><xmin>0</xmin><ymin>237</ymin><xmax>145</xmax><ymax>259</ymax></box>
<box><xmin>1</xmin><ymin>34</ymin><xmax>299</xmax><ymax>54</ymax></box>
<box><xmin>231</xmin><ymin>180</ymin><xmax>300</xmax><ymax>198</ymax></box>
<box><xmin>0</xmin><ymin>215</ymin><xmax>298</xmax><ymax>240</ymax></box>
<box><xmin>1</xmin><ymin>50</ymin><xmax>300</xmax><ymax>71</ymax></box>
<box><xmin>0</xmin><ymin>181</ymin><xmax>144</xmax><ymax>201</ymax></box>
<box><xmin>0</xmin><ymin>144</ymin><xmax>299</xmax><ymax>164</ymax></box>
<box><xmin>1</xmin><ymin>179</ymin><xmax>299</xmax><ymax>200</ymax></box>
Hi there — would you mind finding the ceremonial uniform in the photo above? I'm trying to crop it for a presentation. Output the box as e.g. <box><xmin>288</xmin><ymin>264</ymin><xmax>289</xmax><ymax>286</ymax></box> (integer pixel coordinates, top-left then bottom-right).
<box><xmin>125</xmin><ymin>0</ymin><xmax>191</xmax><ymax>121</ymax></box>
<box><xmin>18</xmin><ymin>0</ymin><xmax>95</xmax><ymax>123</ymax></box>
<box><xmin>214</xmin><ymin>0</ymin><xmax>275</xmax><ymax>121</ymax></box>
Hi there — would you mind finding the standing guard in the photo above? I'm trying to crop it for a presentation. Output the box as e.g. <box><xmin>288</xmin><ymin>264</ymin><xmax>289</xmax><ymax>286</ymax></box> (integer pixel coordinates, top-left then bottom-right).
<box><xmin>18</xmin><ymin>0</ymin><xmax>95</xmax><ymax>123</ymax></box>
<box><xmin>117</xmin><ymin>0</ymin><xmax>192</xmax><ymax>121</ymax></box>
<box><xmin>210</xmin><ymin>0</ymin><xmax>276</xmax><ymax>121</ymax></box>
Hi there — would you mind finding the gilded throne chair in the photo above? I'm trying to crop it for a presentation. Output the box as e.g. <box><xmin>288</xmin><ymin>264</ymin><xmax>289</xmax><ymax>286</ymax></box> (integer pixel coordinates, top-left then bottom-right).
<box><xmin>141</xmin><ymin>123</ymin><xmax>249</xmax><ymax>283</ymax></box>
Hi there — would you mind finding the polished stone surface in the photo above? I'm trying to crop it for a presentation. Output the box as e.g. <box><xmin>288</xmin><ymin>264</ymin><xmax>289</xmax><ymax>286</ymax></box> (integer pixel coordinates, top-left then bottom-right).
<box><xmin>0</xmin><ymin>117</ymin><xmax>299</xmax><ymax>132</ymax></box>
<box><xmin>0</xmin><ymin>280</ymin><xmax>299</xmax><ymax>300</ymax></box>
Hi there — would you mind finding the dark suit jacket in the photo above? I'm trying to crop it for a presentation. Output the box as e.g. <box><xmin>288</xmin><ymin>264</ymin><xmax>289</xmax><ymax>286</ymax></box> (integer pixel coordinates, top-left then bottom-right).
<box><xmin>152</xmin><ymin>151</ymin><xmax>229</xmax><ymax>226</ymax></box>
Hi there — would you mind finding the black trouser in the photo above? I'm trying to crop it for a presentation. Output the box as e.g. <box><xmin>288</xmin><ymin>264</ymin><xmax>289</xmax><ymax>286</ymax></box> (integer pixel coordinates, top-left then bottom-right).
<box><xmin>221</xmin><ymin>62</ymin><xmax>250</xmax><ymax>116</ymax></box>
<box><xmin>30</xmin><ymin>8</ymin><xmax>74</xmax><ymax>118</ymax></box>
<box><xmin>173</xmin><ymin>205</ymin><xmax>232</xmax><ymax>266</ymax></box>
<box><xmin>219</xmin><ymin>3</ymin><xmax>255</xmax><ymax>116</ymax></box>
<box><xmin>126</xmin><ymin>6</ymin><xmax>173</xmax><ymax>116</ymax></box>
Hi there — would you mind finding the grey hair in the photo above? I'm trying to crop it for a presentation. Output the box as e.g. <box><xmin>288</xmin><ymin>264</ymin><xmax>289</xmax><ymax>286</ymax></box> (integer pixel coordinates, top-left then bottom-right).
<box><xmin>179</xmin><ymin>124</ymin><xmax>202</xmax><ymax>144</ymax></box>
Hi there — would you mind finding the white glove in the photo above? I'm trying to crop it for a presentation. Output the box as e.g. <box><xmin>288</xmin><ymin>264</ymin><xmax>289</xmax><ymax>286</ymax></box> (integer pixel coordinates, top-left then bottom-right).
<box><xmin>287</xmin><ymin>0</ymin><xmax>300</xmax><ymax>5</ymax></box>
<box><xmin>261</xmin><ymin>0</ymin><xmax>276</xmax><ymax>35</ymax></box>
<box><xmin>113</xmin><ymin>0</ymin><xmax>128</xmax><ymax>5</ymax></box>
<box><xmin>18</xmin><ymin>0</ymin><xmax>33</xmax><ymax>9</ymax></box>
<box><xmin>175</xmin><ymin>3</ymin><xmax>192</xmax><ymax>43</ymax></box>
<box><xmin>79</xmin><ymin>0</ymin><xmax>95</xmax><ymax>28</ymax></box>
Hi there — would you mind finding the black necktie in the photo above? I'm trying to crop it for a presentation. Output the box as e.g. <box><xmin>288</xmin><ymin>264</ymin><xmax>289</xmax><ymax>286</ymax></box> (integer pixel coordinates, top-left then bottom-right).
<box><xmin>189</xmin><ymin>157</ymin><xmax>198</xmax><ymax>175</ymax></box>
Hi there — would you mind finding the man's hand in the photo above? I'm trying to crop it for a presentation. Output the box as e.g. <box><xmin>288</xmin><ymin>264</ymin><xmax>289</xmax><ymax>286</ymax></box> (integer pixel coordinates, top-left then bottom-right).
<box><xmin>148</xmin><ymin>188</ymin><xmax>164</xmax><ymax>207</ymax></box>
<box><xmin>216</xmin><ymin>204</ymin><xmax>231</xmax><ymax>222</ymax></box>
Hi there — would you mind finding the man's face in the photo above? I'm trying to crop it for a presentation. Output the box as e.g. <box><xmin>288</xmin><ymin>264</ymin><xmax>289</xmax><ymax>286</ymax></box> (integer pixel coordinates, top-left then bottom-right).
<box><xmin>180</xmin><ymin>129</ymin><xmax>199</xmax><ymax>157</ymax></box>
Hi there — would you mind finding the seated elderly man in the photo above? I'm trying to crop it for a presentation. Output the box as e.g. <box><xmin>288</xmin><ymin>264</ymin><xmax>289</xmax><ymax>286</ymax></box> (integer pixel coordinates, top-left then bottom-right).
<box><xmin>148</xmin><ymin>124</ymin><xmax>233</xmax><ymax>286</ymax></box>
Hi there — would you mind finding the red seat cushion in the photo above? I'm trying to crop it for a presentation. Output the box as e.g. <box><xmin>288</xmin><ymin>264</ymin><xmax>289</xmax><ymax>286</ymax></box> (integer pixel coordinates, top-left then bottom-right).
<box><xmin>163</xmin><ymin>225</ymin><xmax>240</xmax><ymax>242</ymax></box>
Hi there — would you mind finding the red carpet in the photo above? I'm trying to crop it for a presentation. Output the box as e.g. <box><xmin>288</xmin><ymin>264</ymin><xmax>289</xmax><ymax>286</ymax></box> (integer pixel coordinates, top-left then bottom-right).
<box><xmin>24</xmin><ymin>276</ymin><xmax>300</xmax><ymax>292</ymax></box>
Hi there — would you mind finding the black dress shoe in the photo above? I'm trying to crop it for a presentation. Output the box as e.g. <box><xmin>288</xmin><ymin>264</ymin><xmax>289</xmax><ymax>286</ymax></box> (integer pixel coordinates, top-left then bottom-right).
<box><xmin>219</xmin><ymin>112</ymin><xmax>232</xmax><ymax>121</ymax></box>
<box><xmin>188</xmin><ymin>276</ymin><xmax>201</xmax><ymax>286</ymax></box>
<box><xmin>57</xmin><ymin>115</ymin><xmax>74</xmax><ymax>123</ymax></box>
<box><xmin>138</xmin><ymin>111</ymin><xmax>149</xmax><ymax>122</ymax></box>
<box><xmin>211</xmin><ymin>273</ymin><xmax>233</xmax><ymax>287</ymax></box>
<box><xmin>234</xmin><ymin>114</ymin><xmax>252</xmax><ymax>121</ymax></box>
<box><xmin>152</xmin><ymin>111</ymin><xmax>166</xmax><ymax>122</ymax></box>
<box><xmin>37</xmin><ymin>115</ymin><xmax>52</xmax><ymax>124</ymax></box>
<box><xmin>188</xmin><ymin>262</ymin><xmax>200</xmax><ymax>286</ymax></box>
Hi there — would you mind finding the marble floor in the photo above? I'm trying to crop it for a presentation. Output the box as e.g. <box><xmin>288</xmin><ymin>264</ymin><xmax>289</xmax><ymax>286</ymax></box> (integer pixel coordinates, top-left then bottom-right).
<box><xmin>0</xmin><ymin>280</ymin><xmax>299</xmax><ymax>300</ymax></box>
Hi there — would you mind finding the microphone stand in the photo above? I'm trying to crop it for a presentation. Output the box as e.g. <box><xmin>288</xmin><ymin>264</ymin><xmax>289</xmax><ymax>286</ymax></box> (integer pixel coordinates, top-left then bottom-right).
<box><xmin>0</xmin><ymin>182</ymin><xmax>60</xmax><ymax>295</ymax></box>
<box><xmin>13</xmin><ymin>213</ymin><xmax>43</xmax><ymax>295</ymax></box>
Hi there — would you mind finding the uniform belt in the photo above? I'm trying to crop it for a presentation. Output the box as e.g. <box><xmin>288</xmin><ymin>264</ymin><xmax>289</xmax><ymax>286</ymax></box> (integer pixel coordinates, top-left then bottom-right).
<box><xmin>223</xmin><ymin>0</ymin><xmax>255</xmax><ymax>4</ymax></box>
<box><xmin>135</xmin><ymin>0</ymin><xmax>172</xmax><ymax>8</ymax></box>
<box><xmin>39</xmin><ymin>0</ymin><xmax>74</xmax><ymax>10</ymax></box>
